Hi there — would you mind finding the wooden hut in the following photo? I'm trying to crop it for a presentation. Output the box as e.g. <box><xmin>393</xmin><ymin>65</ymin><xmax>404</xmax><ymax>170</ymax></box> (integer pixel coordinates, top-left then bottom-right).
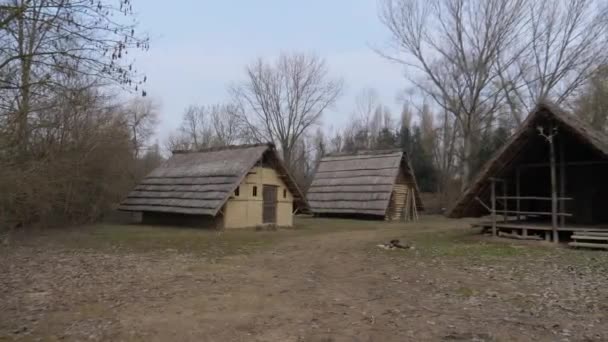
<box><xmin>307</xmin><ymin>149</ymin><xmax>423</xmax><ymax>221</ymax></box>
<box><xmin>448</xmin><ymin>103</ymin><xmax>608</xmax><ymax>245</ymax></box>
<box><xmin>119</xmin><ymin>143</ymin><xmax>307</xmax><ymax>229</ymax></box>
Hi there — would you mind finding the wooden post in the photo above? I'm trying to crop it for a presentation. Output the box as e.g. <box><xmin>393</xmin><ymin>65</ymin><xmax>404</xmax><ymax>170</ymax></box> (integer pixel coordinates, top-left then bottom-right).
<box><xmin>516</xmin><ymin>168</ymin><xmax>521</xmax><ymax>222</ymax></box>
<box><xmin>559</xmin><ymin>137</ymin><xmax>566</xmax><ymax>227</ymax></box>
<box><xmin>549</xmin><ymin>125</ymin><xmax>559</xmax><ymax>243</ymax></box>
<box><xmin>502</xmin><ymin>180</ymin><xmax>508</xmax><ymax>223</ymax></box>
<box><xmin>539</xmin><ymin>124</ymin><xmax>559</xmax><ymax>244</ymax></box>
<box><xmin>491</xmin><ymin>179</ymin><xmax>497</xmax><ymax>237</ymax></box>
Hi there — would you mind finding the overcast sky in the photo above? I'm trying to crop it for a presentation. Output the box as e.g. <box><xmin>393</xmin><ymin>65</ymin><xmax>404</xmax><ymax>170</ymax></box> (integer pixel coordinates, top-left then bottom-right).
<box><xmin>132</xmin><ymin>0</ymin><xmax>408</xmax><ymax>143</ymax></box>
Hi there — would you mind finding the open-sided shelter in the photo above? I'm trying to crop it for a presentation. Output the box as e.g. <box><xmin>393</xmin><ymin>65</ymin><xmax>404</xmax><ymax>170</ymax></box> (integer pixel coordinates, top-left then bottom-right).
<box><xmin>119</xmin><ymin>143</ymin><xmax>307</xmax><ymax>228</ymax></box>
<box><xmin>448</xmin><ymin>103</ymin><xmax>608</xmax><ymax>243</ymax></box>
<box><xmin>307</xmin><ymin>149</ymin><xmax>423</xmax><ymax>221</ymax></box>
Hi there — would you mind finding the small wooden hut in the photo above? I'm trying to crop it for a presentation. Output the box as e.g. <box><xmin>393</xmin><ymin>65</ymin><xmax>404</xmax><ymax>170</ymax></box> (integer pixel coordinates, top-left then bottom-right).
<box><xmin>307</xmin><ymin>149</ymin><xmax>423</xmax><ymax>221</ymax></box>
<box><xmin>448</xmin><ymin>103</ymin><xmax>608</xmax><ymax>245</ymax></box>
<box><xmin>119</xmin><ymin>143</ymin><xmax>307</xmax><ymax>229</ymax></box>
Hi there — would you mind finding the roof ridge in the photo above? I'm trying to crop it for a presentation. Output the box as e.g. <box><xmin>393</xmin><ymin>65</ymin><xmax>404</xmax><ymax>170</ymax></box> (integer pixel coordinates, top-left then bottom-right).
<box><xmin>325</xmin><ymin>148</ymin><xmax>403</xmax><ymax>157</ymax></box>
<box><xmin>172</xmin><ymin>143</ymin><xmax>274</xmax><ymax>155</ymax></box>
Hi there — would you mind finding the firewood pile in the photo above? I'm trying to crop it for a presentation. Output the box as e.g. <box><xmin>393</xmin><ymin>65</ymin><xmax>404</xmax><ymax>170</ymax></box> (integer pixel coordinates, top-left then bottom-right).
<box><xmin>377</xmin><ymin>239</ymin><xmax>414</xmax><ymax>250</ymax></box>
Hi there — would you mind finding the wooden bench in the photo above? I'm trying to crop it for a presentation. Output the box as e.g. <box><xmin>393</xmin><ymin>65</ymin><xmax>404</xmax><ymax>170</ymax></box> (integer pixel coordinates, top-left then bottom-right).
<box><xmin>569</xmin><ymin>232</ymin><xmax>608</xmax><ymax>250</ymax></box>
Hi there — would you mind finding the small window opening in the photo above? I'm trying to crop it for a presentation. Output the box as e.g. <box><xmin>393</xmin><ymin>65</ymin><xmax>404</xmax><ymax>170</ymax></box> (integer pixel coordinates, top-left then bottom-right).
<box><xmin>234</xmin><ymin>186</ymin><xmax>240</xmax><ymax>196</ymax></box>
<box><xmin>253</xmin><ymin>186</ymin><xmax>258</xmax><ymax>197</ymax></box>
<box><xmin>283</xmin><ymin>189</ymin><xmax>287</xmax><ymax>198</ymax></box>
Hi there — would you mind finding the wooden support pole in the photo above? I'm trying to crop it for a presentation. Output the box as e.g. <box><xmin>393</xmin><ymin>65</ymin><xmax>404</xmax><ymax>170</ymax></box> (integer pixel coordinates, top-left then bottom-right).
<box><xmin>502</xmin><ymin>180</ymin><xmax>508</xmax><ymax>223</ymax></box>
<box><xmin>559</xmin><ymin>137</ymin><xmax>566</xmax><ymax>227</ymax></box>
<box><xmin>491</xmin><ymin>179</ymin><xmax>497</xmax><ymax>237</ymax></box>
<box><xmin>548</xmin><ymin>124</ymin><xmax>559</xmax><ymax>243</ymax></box>
<box><xmin>516</xmin><ymin>168</ymin><xmax>521</xmax><ymax>222</ymax></box>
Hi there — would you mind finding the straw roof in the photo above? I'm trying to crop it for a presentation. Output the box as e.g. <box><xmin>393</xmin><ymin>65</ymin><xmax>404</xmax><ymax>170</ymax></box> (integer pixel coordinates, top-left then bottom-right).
<box><xmin>307</xmin><ymin>149</ymin><xmax>423</xmax><ymax>217</ymax></box>
<box><xmin>448</xmin><ymin>102</ymin><xmax>608</xmax><ymax>218</ymax></box>
<box><xmin>119</xmin><ymin>143</ymin><xmax>307</xmax><ymax>216</ymax></box>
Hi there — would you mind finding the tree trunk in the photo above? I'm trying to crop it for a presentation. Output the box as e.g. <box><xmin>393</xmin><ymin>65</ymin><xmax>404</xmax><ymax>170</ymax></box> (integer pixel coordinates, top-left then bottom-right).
<box><xmin>281</xmin><ymin>142</ymin><xmax>292</xmax><ymax>170</ymax></box>
<box><xmin>461</xmin><ymin>129</ymin><xmax>472</xmax><ymax>192</ymax></box>
<box><xmin>16</xmin><ymin>6</ymin><xmax>31</xmax><ymax>157</ymax></box>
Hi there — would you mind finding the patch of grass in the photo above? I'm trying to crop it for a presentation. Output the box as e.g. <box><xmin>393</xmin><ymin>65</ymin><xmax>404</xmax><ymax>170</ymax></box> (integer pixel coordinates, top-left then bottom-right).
<box><xmin>293</xmin><ymin>216</ymin><xmax>390</xmax><ymax>232</ymax></box>
<box><xmin>455</xmin><ymin>286</ymin><xmax>476</xmax><ymax>298</ymax></box>
<box><xmin>394</xmin><ymin>228</ymin><xmax>552</xmax><ymax>260</ymax></box>
<box><xmin>43</xmin><ymin>224</ymin><xmax>280</xmax><ymax>257</ymax></box>
<box><xmin>37</xmin><ymin>216</ymin><xmax>389</xmax><ymax>257</ymax></box>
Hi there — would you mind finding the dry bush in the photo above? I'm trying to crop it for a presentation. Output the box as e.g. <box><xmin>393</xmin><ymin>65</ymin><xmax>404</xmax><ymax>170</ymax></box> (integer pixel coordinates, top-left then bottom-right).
<box><xmin>0</xmin><ymin>91</ymin><xmax>148</xmax><ymax>233</ymax></box>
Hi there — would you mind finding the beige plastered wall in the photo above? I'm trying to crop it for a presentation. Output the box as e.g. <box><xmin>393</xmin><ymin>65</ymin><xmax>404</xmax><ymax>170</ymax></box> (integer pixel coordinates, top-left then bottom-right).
<box><xmin>222</xmin><ymin>167</ymin><xmax>294</xmax><ymax>228</ymax></box>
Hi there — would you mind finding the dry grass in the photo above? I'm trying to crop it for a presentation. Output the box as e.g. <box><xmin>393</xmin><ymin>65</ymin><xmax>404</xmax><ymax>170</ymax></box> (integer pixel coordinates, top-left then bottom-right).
<box><xmin>2</xmin><ymin>215</ymin><xmax>608</xmax><ymax>341</ymax></box>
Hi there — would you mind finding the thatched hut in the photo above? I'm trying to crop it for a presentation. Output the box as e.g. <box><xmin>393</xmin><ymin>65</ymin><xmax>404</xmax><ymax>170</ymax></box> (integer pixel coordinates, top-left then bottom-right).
<box><xmin>448</xmin><ymin>103</ymin><xmax>608</xmax><ymax>243</ymax></box>
<box><xmin>306</xmin><ymin>149</ymin><xmax>423</xmax><ymax>221</ymax></box>
<box><xmin>119</xmin><ymin>143</ymin><xmax>307</xmax><ymax>228</ymax></box>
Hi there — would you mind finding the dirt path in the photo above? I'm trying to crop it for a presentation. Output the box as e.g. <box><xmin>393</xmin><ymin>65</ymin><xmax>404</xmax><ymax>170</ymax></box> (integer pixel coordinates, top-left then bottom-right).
<box><xmin>2</xmin><ymin>220</ymin><xmax>608</xmax><ymax>341</ymax></box>
<box><xmin>116</xmin><ymin>227</ymin><xmax>608</xmax><ymax>341</ymax></box>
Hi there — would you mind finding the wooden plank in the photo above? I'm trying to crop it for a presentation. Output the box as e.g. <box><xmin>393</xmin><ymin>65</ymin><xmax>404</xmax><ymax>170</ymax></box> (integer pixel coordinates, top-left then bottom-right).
<box><xmin>493</xmin><ymin>210</ymin><xmax>572</xmax><ymax>217</ymax></box>
<box><xmin>499</xmin><ymin>231</ymin><xmax>542</xmax><ymax>240</ymax></box>
<box><xmin>495</xmin><ymin>196</ymin><xmax>572</xmax><ymax>201</ymax></box>
<box><xmin>576</xmin><ymin>232</ymin><xmax>608</xmax><ymax>236</ymax></box>
<box><xmin>568</xmin><ymin>242</ymin><xmax>608</xmax><ymax>249</ymax></box>
<box><xmin>411</xmin><ymin>190</ymin><xmax>418</xmax><ymax>221</ymax></box>
<box><xmin>403</xmin><ymin>189</ymin><xmax>410</xmax><ymax>221</ymax></box>
<box><xmin>472</xmin><ymin>222</ymin><xmax>608</xmax><ymax>232</ymax></box>
<box><xmin>571</xmin><ymin>235</ymin><xmax>608</xmax><ymax>241</ymax></box>
<box><xmin>520</xmin><ymin>160</ymin><xmax>608</xmax><ymax>168</ymax></box>
<box><xmin>475</xmin><ymin>196</ymin><xmax>491</xmax><ymax>212</ymax></box>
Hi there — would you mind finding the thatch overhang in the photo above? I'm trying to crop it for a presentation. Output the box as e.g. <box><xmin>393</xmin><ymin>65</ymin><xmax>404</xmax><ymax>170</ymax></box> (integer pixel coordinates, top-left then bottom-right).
<box><xmin>306</xmin><ymin>149</ymin><xmax>423</xmax><ymax>217</ymax></box>
<box><xmin>447</xmin><ymin>102</ymin><xmax>608</xmax><ymax>218</ymax></box>
<box><xmin>119</xmin><ymin>143</ymin><xmax>309</xmax><ymax>216</ymax></box>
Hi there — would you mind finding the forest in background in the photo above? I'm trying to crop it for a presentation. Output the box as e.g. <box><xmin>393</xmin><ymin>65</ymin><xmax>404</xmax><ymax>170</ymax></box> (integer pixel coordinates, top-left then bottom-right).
<box><xmin>1</xmin><ymin>0</ymin><xmax>608</xmax><ymax>232</ymax></box>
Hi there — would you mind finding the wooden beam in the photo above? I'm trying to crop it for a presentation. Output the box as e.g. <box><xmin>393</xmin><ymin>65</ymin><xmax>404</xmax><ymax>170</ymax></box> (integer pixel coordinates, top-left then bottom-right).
<box><xmin>516</xmin><ymin>168</ymin><xmax>521</xmax><ymax>222</ymax></box>
<box><xmin>495</xmin><ymin>196</ymin><xmax>572</xmax><ymax>200</ymax></box>
<box><xmin>549</xmin><ymin>123</ymin><xmax>559</xmax><ymax>243</ymax></box>
<box><xmin>559</xmin><ymin>137</ymin><xmax>566</xmax><ymax>227</ymax></box>
<box><xmin>502</xmin><ymin>180</ymin><xmax>508</xmax><ymax>223</ymax></box>
<box><xmin>493</xmin><ymin>210</ymin><xmax>571</xmax><ymax>217</ymax></box>
<box><xmin>568</xmin><ymin>242</ymin><xmax>608</xmax><ymax>249</ymax></box>
<box><xmin>519</xmin><ymin>160</ymin><xmax>608</xmax><ymax>168</ymax></box>
<box><xmin>475</xmin><ymin>196</ymin><xmax>491</xmax><ymax>212</ymax></box>
<box><xmin>499</xmin><ymin>231</ymin><xmax>542</xmax><ymax>240</ymax></box>
<box><xmin>491</xmin><ymin>179</ymin><xmax>497</xmax><ymax>237</ymax></box>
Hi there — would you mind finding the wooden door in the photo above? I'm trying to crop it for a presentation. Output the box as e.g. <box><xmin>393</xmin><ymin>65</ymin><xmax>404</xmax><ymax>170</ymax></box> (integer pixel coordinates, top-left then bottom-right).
<box><xmin>262</xmin><ymin>185</ymin><xmax>278</xmax><ymax>224</ymax></box>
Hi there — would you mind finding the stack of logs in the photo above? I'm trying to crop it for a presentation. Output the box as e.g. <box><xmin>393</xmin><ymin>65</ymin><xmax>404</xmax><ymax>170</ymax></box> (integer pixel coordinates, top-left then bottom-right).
<box><xmin>387</xmin><ymin>185</ymin><xmax>419</xmax><ymax>222</ymax></box>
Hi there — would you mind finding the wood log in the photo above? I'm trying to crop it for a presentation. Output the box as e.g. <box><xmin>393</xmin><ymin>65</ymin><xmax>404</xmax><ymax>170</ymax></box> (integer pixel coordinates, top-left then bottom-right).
<box><xmin>568</xmin><ymin>242</ymin><xmax>608</xmax><ymax>249</ymax></box>
<box><xmin>571</xmin><ymin>235</ymin><xmax>608</xmax><ymax>241</ymax></box>
<box><xmin>498</xmin><ymin>231</ymin><xmax>543</xmax><ymax>240</ymax></box>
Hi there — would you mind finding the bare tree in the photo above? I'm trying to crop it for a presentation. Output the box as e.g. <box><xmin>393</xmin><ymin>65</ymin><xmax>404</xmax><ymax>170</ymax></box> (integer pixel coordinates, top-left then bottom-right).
<box><xmin>174</xmin><ymin>105</ymin><xmax>214</xmax><ymax>150</ymax></box>
<box><xmin>210</xmin><ymin>103</ymin><xmax>241</xmax><ymax>146</ymax></box>
<box><xmin>498</xmin><ymin>0</ymin><xmax>608</xmax><ymax>123</ymax></box>
<box><xmin>124</xmin><ymin>97</ymin><xmax>159</xmax><ymax>158</ymax></box>
<box><xmin>231</xmin><ymin>53</ymin><xmax>343</xmax><ymax>169</ymax></box>
<box><xmin>0</xmin><ymin>0</ymin><xmax>149</xmax><ymax>156</ymax></box>
<box><xmin>354</xmin><ymin>88</ymin><xmax>380</xmax><ymax>124</ymax></box>
<box><xmin>165</xmin><ymin>103</ymin><xmax>243</xmax><ymax>152</ymax></box>
<box><xmin>575</xmin><ymin>65</ymin><xmax>608</xmax><ymax>132</ymax></box>
<box><xmin>379</xmin><ymin>0</ymin><xmax>526</xmax><ymax>189</ymax></box>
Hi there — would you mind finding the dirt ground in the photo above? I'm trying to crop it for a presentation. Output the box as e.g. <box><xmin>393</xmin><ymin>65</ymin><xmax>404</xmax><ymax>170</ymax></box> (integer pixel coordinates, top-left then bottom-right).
<box><xmin>2</xmin><ymin>216</ymin><xmax>608</xmax><ymax>342</ymax></box>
